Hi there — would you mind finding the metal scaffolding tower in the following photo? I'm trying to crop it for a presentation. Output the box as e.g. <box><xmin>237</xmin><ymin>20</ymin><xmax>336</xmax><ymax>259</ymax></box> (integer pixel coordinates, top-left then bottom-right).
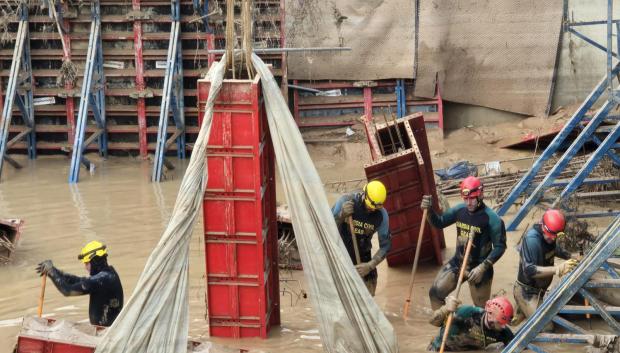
<box><xmin>151</xmin><ymin>0</ymin><xmax>185</xmax><ymax>182</ymax></box>
<box><xmin>498</xmin><ymin>0</ymin><xmax>620</xmax><ymax>230</ymax></box>
<box><xmin>68</xmin><ymin>0</ymin><xmax>107</xmax><ymax>183</ymax></box>
<box><xmin>0</xmin><ymin>2</ymin><xmax>35</xmax><ymax>181</ymax></box>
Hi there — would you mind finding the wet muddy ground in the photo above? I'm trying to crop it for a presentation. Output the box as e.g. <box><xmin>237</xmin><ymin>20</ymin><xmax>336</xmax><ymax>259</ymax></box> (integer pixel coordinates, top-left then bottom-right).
<box><xmin>0</xmin><ymin>146</ymin><xmax>614</xmax><ymax>353</ymax></box>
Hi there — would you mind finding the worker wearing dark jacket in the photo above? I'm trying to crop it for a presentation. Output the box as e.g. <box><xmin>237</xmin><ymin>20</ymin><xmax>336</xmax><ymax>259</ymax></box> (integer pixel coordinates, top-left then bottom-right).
<box><xmin>332</xmin><ymin>180</ymin><xmax>391</xmax><ymax>296</ymax></box>
<box><xmin>422</xmin><ymin>176</ymin><xmax>507</xmax><ymax>309</ymax></box>
<box><xmin>36</xmin><ymin>241</ymin><xmax>124</xmax><ymax>327</ymax></box>
<box><xmin>428</xmin><ymin>296</ymin><xmax>514</xmax><ymax>351</ymax></box>
<box><xmin>514</xmin><ymin>209</ymin><xmax>577</xmax><ymax>321</ymax></box>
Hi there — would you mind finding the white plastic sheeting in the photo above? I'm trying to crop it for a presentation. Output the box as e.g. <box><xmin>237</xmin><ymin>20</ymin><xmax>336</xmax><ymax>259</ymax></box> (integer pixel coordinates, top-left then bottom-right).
<box><xmin>93</xmin><ymin>57</ymin><xmax>226</xmax><ymax>353</ymax></box>
<box><xmin>252</xmin><ymin>53</ymin><xmax>398</xmax><ymax>353</ymax></box>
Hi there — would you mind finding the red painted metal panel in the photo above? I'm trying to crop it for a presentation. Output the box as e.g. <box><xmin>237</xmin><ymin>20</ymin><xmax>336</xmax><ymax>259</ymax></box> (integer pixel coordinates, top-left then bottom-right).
<box><xmin>198</xmin><ymin>75</ymin><xmax>279</xmax><ymax>339</ymax></box>
<box><xmin>364</xmin><ymin>113</ymin><xmax>445</xmax><ymax>266</ymax></box>
<box><xmin>133</xmin><ymin>0</ymin><xmax>147</xmax><ymax>158</ymax></box>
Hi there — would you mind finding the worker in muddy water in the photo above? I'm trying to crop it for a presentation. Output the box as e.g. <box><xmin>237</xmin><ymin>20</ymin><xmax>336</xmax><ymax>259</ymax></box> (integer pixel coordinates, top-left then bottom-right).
<box><xmin>421</xmin><ymin>176</ymin><xmax>507</xmax><ymax>309</ymax></box>
<box><xmin>428</xmin><ymin>296</ymin><xmax>514</xmax><ymax>351</ymax></box>
<box><xmin>513</xmin><ymin>209</ymin><xmax>578</xmax><ymax>324</ymax></box>
<box><xmin>35</xmin><ymin>240</ymin><xmax>124</xmax><ymax>327</ymax></box>
<box><xmin>332</xmin><ymin>180</ymin><xmax>391</xmax><ymax>296</ymax></box>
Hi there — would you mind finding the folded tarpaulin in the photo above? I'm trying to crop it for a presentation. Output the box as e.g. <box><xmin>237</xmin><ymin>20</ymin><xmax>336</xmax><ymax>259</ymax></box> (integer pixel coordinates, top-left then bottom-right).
<box><xmin>434</xmin><ymin>161</ymin><xmax>477</xmax><ymax>181</ymax></box>
<box><xmin>93</xmin><ymin>56</ymin><xmax>227</xmax><ymax>353</ymax></box>
<box><xmin>252</xmin><ymin>53</ymin><xmax>398</xmax><ymax>353</ymax></box>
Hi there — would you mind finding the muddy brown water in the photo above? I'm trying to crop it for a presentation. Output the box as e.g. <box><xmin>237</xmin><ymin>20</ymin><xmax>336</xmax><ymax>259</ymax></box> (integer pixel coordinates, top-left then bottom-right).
<box><xmin>0</xmin><ymin>153</ymin><xmax>609</xmax><ymax>352</ymax></box>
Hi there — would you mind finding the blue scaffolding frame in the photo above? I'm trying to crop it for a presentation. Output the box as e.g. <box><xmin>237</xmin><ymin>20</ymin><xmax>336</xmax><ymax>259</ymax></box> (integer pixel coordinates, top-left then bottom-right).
<box><xmin>151</xmin><ymin>0</ymin><xmax>185</xmax><ymax>182</ymax></box>
<box><xmin>68</xmin><ymin>0</ymin><xmax>107</xmax><ymax>183</ymax></box>
<box><xmin>0</xmin><ymin>2</ymin><xmax>35</xmax><ymax>181</ymax></box>
<box><xmin>498</xmin><ymin>0</ymin><xmax>620</xmax><ymax>231</ymax></box>
<box><xmin>503</xmin><ymin>216</ymin><xmax>620</xmax><ymax>352</ymax></box>
<box><xmin>395</xmin><ymin>79</ymin><xmax>407</xmax><ymax>118</ymax></box>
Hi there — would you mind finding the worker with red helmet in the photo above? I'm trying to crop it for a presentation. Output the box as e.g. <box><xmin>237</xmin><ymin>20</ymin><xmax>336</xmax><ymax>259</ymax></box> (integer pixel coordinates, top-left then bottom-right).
<box><xmin>428</xmin><ymin>296</ymin><xmax>514</xmax><ymax>351</ymax></box>
<box><xmin>421</xmin><ymin>175</ymin><xmax>507</xmax><ymax>309</ymax></box>
<box><xmin>514</xmin><ymin>208</ymin><xmax>577</xmax><ymax>323</ymax></box>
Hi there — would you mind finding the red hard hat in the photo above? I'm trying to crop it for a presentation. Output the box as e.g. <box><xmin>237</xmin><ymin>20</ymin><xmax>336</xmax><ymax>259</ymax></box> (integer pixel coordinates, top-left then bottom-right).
<box><xmin>485</xmin><ymin>296</ymin><xmax>514</xmax><ymax>326</ymax></box>
<box><xmin>460</xmin><ymin>176</ymin><xmax>483</xmax><ymax>199</ymax></box>
<box><xmin>542</xmin><ymin>209</ymin><xmax>566</xmax><ymax>239</ymax></box>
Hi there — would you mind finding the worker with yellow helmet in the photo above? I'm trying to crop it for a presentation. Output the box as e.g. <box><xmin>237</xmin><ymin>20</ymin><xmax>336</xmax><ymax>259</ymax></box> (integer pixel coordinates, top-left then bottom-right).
<box><xmin>332</xmin><ymin>180</ymin><xmax>391</xmax><ymax>296</ymax></box>
<box><xmin>35</xmin><ymin>240</ymin><xmax>124</xmax><ymax>326</ymax></box>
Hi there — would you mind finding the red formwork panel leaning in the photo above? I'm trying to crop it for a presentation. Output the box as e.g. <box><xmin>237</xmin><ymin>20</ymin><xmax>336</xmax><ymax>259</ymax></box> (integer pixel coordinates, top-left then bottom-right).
<box><xmin>364</xmin><ymin>113</ymin><xmax>445</xmax><ymax>266</ymax></box>
<box><xmin>197</xmin><ymin>75</ymin><xmax>280</xmax><ymax>339</ymax></box>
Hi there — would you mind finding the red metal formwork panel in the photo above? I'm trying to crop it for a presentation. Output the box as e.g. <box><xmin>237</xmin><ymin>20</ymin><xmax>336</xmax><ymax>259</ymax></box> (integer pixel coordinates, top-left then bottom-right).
<box><xmin>364</xmin><ymin>113</ymin><xmax>445</xmax><ymax>266</ymax></box>
<box><xmin>198</xmin><ymin>75</ymin><xmax>279</xmax><ymax>339</ymax></box>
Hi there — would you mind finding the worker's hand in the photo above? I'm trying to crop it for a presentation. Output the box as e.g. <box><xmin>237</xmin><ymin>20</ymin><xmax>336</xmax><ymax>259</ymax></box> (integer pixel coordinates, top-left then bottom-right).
<box><xmin>341</xmin><ymin>200</ymin><xmax>355</xmax><ymax>219</ymax></box>
<box><xmin>355</xmin><ymin>262</ymin><xmax>374</xmax><ymax>277</ymax></box>
<box><xmin>420</xmin><ymin>195</ymin><xmax>432</xmax><ymax>210</ymax></box>
<box><xmin>445</xmin><ymin>295</ymin><xmax>461</xmax><ymax>313</ymax></box>
<box><xmin>36</xmin><ymin>260</ymin><xmax>54</xmax><ymax>277</ymax></box>
<box><xmin>467</xmin><ymin>261</ymin><xmax>490</xmax><ymax>284</ymax></box>
<box><xmin>556</xmin><ymin>259</ymin><xmax>579</xmax><ymax>277</ymax></box>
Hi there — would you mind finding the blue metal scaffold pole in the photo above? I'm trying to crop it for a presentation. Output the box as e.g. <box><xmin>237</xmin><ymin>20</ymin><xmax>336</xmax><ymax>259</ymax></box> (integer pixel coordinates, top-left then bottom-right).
<box><xmin>499</xmin><ymin>0</ymin><xmax>620</xmax><ymax>230</ymax></box>
<box><xmin>68</xmin><ymin>0</ymin><xmax>107</xmax><ymax>183</ymax></box>
<box><xmin>0</xmin><ymin>2</ymin><xmax>35</xmax><ymax>181</ymax></box>
<box><xmin>152</xmin><ymin>0</ymin><xmax>185</xmax><ymax>182</ymax></box>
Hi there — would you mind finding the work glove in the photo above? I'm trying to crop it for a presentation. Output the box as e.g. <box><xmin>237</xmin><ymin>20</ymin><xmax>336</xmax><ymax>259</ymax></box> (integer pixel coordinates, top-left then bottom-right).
<box><xmin>555</xmin><ymin>259</ymin><xmax>579</xmax><ymax>277</ymax></box>
<box><xmin>421</xmin><ymin>195</ymin><xmax>432</xmax><ymax>210</ymax></box>
<box><xmin>35</xmin><ymin>260</ymin><xmax>54</xmax><ymax>277</ymax></box>
<box><xmin>355</xmin><ymin>256</ymin><xmax>381</xmax><ymax>277</ymax></box>
<box><xmin>445</xmin><ymin>295</ymin><xmax>461</xmax><ymax>313</ymax></box>
<box><xmin>467</xmin><ymin>261</ymin><xmax>491</xmax><ymax>284</ymax></box>
<box><xmin>341</xmin><ymin>200</ymin><xmax>355</xmax><ymax>219</ymax></box>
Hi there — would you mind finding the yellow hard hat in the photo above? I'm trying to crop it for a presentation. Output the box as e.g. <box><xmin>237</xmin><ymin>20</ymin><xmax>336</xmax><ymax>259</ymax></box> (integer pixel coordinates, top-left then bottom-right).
<box><xmin>363</xmin><ymin>180</ymin><xmax>387</xmax><ymax>210</ymax></box>
<box><xmin>78</xmin><ymin>241</ymin><xmax>107</xmax><ymax>263</ymax></box>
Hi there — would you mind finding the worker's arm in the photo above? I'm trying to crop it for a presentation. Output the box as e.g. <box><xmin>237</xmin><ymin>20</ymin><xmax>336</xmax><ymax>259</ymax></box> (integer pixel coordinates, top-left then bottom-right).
<box><xmin>500</xmin><ymin>327</ymin><xmax>515</xmax><ymax>346</ymax></box>
<box><xmin>332</xmin><ymin>194</ymin><xmax>355</xmax><ymax>226</ymax></box>
<box><xmin>49</xmin><ymin>269</ymin><xmax>110</xmax><ymax>297</ymax></box>
<box><xmin>427</xmin><ymin>204</ymin><xmax>460</xmax><ymax>229</ymax></box>
<box><xmin>520</xmin><ymin>235</ymin><xmax>555</xmax><ymax>279</ymax></box>
<box><xmin>483</xmin><ymin>216</ymin><xmax>507</xmax><ymax>264</ymax></box>
<box><xmin>372</xmin><ymin>208</ymin><xmax>392</xmax><ymax>261</ymax></box>
<box><xmin>429</xmin><ymin>296</ymin><xmax>461</xmax><ymax>326</ymax></box>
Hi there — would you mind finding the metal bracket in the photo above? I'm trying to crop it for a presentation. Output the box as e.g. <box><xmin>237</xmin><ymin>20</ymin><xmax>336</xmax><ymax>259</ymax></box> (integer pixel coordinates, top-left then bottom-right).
<box><xmin>0</xmin><ymin>2</ymin><xmax>35</xmax><ymax>181</ymax></box>
<box><xmin>152</xmin><ymin>0</ymin><xmax>185</xmax><ymax>182</ymax></box>
<box><xmin>68</xmin><ymin>0</ymin><xmax>107</xmax><ymax>183</ymax></box>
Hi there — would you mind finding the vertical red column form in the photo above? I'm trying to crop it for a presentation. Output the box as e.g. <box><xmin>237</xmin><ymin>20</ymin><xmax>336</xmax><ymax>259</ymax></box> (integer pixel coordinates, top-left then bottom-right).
<box><xmin>197</xmin><ymin>74</ymin><xmax>279</xmax><ymax>339</ymax></box>
<box><xmin>363</xmin><ymin>86</ymin><xmax>373</xmax><ymax>121</ymax></box>
<box><xmin>133</xmin><ymin>0</ymin><xmax>148</xmax><ymax>157</ymax></box>
<box><xmin>62</xmin><ymin>5</ymin><xmax>75</xmax><ymax>143</ymax></box>
<box><xmin>207</xmin><ymin>33</ymin><xmax>216</xmax><ymax>69</ymax></box>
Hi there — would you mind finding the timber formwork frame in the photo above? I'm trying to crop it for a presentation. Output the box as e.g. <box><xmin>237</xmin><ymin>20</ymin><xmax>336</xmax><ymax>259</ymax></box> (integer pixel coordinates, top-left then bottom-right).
<box><xmin>0</xmin><ymin>2</ymin><xmax>35</xmax><ymax>180</ymax></box>
<box><xmin>504</xmin><ymin>216</ymin><xmax>620</xmax><ymax>353</ymax></box>
<box><xmin>498</xmin><ymin>0</ymin><xmax>620</xmax><ymax>230</ymax></box>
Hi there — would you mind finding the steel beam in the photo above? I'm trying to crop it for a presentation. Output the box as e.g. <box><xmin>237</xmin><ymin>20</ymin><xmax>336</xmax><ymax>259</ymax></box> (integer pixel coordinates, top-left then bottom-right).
<box><xmin>0</xmin><ymin>3</ymin><xmax>35</xmax><ymax>181</ymax></box>
<box><xmin>497</xmin><ymin>62</ymin><xmax>620</xmax><ymax>218</ymax></box>
<box><xmin>68</xmin><ymin>0</ymin><xmax>106</xmax><ymax>183</ymax></box>
<box><xmin>152</xmin><ymin>0</ymin><xmax>185</xmax><ymax>182</ymax></box>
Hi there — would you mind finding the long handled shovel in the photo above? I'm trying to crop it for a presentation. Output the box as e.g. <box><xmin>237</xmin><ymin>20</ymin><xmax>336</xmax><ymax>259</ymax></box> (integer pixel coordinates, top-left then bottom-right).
<box><xmin>38</xmin><ymin>274</ymin><xmax>47</xmax><ymax>317</ymax></box>
<box><xmin>439</xmin><ymin>229</ymin><xmax>476</xmax><ymax>353</ymax></box>
<box><xmin>348</xmin><ymin>216</ymin><xmax>361</xmax><ymax>264</ymax></box>
<box><xmin>403</xmin><ymin>208</ymin><xmax>428</xmax><ymax>318</ymax></box>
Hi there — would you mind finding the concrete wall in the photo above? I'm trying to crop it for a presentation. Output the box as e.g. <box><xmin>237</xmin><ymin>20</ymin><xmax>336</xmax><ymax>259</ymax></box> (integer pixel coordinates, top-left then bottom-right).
<box><xmin>443</xmin><ymin>102</ymin><xmax>525</xmax><ymax>130</ymax></box>
<box><xmin>551</xmin><ymin>0</ymin><xmax>620</xmax><ymax>110</ymax></box>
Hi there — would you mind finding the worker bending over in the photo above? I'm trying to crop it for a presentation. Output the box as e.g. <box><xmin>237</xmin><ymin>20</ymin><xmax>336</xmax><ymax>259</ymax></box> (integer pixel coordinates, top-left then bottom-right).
<box><xmin>428</xmin><ymin>296</ymin><xmax>514</xmax><ymax>351</ymax></box>
<box><xmin>36</xmin><ymin>241</ymin><xmax>124</xmax><ymax>327</ymax></box>
<box><xmin>514</xmin><ymin>209</ymin><xmax>577</xmax><ymax>323</ymax></box>
<box><xmin>422</xmin><ymin>176</ymin><xmax>507</xmax><ymax>309</ymax></box>
<box><xmin>332</xmin><ymin>180</ymin><xmax>391</xmax><ymax>296</ymax></box>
